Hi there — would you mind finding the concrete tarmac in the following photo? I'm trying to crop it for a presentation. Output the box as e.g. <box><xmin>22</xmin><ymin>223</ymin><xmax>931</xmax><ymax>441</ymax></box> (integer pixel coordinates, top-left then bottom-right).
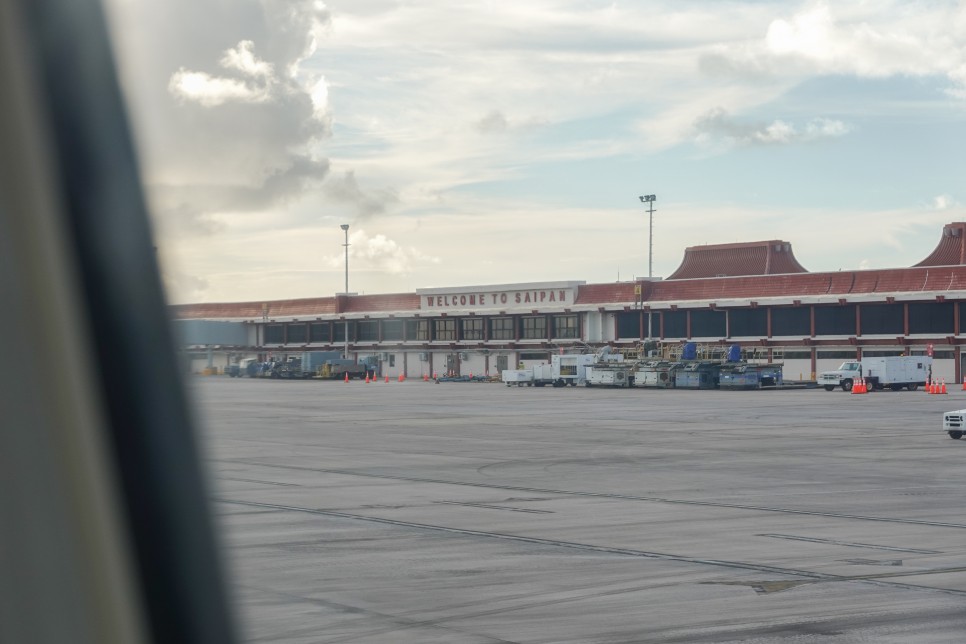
<box><xmin>194</xmin><ymin>378</ymin><xmax>966</xmax><ymax>643</ymax></box>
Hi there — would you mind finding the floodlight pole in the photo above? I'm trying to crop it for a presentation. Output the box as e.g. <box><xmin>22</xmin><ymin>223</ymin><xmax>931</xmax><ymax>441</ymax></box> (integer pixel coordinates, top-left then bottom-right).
<box><xmin>341</xmin><ymin>224</ymin><xmax>350</xmax><ymax>359</ymax></box>
<box><xmin>638</xmin><ymin>194</ymin><xmax>656</xmax><ymax>279</ymax></box>
<box><xmin>638</xmin><ymin>194</ymin><xmax>657</xmax><ymax>340</ymax></box>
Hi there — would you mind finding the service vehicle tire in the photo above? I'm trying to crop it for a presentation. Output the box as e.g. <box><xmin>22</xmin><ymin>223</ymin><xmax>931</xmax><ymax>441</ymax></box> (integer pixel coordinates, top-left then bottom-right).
<box><xmin>889</xmin><ymin>384</ymin><xmax>903</xmax><ymax>391</ymax></box>
<box><xmin>841</xmin><ymin>379</ymin><xmax>853</xmax><ymax>392</ymax></box>
<box><xmin>907</xmin><ymin>384</ymin><xmax>919</xmax><ymax>391</ymax></box>
<box><xmin>823</xmin><ymin>385</ymin><xmax>835</xmax><ymax>392</ymax></box>
<box><xmin>949</xmin><ymin>431</ymin><xmax>963</xmax><ymax>440</ymax></box>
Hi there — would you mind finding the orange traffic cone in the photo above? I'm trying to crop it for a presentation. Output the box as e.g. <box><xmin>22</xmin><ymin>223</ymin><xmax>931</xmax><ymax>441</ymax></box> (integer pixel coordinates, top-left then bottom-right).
<box><xmin>423</xmin><ymin>373</ymin><xmax>429</xmax><ymax>382</ymax></box>
<box><xmin>398</xmin><ymin>373</ymin><xmax>405</xmax><ymax>382</ymax></box>
<box><xmin>925</xmin><ymin>377</ymin><xmax>931</xmax><ymax>393</ymax></box>
<box><xmin>344</xmin><ymin>372</ymin><xmax>349</xmax><ymax>383</ymax></box>
<box><xmin>365</xmin><ymin>374</ymin><xmax>370</xmax><ymax>383</ymax></box>
<box><xmin>385</xmin><ymin>374</ymin><xmax>390</xmax><ymax>383</ymax></box>
<box><xmin>941</xmin><ymin>379</ymin><xmax>948</xmax><ymax>394</ymax></box>
<box><xmin>961</xmin><ymin>379</ymin><xmax>966</xmax><ymax>391</ymax></box>
<box><xmin>851</xmin><ymin>377</ymin><xmax>863</xmax><ymax>395</ymax></box>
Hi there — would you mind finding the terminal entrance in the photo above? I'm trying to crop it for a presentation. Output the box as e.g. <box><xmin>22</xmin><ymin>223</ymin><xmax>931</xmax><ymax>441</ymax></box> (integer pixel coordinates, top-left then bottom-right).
<box><xmin>445</xmin><ymin>353</ymin><xmax>460</xmax><ymax>377</ymax></box>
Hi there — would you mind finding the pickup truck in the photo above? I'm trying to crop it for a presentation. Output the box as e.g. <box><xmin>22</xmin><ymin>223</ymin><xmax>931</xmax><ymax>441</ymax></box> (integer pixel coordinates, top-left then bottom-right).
<box><xmin>944</xmin><ymin>409</ymin><xmax>966</xmax><ymax>439</ymax></box>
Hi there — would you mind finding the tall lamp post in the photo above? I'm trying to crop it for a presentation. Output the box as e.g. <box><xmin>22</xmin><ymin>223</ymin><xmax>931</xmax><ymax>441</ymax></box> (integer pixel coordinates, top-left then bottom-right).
<box><xmin>638</xmin><ymin>194</ymin><xmax>656</xmax><ymax>340</ymax></box>
<box><xmin>638</xmin><ymin>194</ymin><xmax>656</xmax><ymax>279</ymax></box>
<box><xmin>341</xmin><ymin>224</ymin><xmax>350</xmax><ymax>359</ymax></box>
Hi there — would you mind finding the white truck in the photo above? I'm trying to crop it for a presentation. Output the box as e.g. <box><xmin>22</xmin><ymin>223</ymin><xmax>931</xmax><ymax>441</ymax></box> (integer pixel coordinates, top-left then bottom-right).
<box><xmin>552</xmin><ymin>353</ymin><xmax>596</xmax><ymax>387</ymax></box>
<box><xmin>819</xmin><ymin>356</ymin><xmax>931</xmax><ymax>392</ymax></box>
<box><xmin>943</xmin><ymin>409</ymin><xmax>966</xmax><ymax>439</ymax></box>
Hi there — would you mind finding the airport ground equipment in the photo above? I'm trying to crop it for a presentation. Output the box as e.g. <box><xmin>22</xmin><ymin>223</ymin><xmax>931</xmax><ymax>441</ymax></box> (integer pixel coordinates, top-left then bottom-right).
<box><xmin>531</xmin><ymin>363</ymin><xmax>555</xmax><ymax>386</ymax></box>
<box><xmin>585</xmin><ymin>363</ymin><xmax>635</xmax><ymax>387</ymax></box>
<box><xmin>674</xmin><ymin>361</ymin><xmax>721</xmax><ymax>389</ymax></box>
<box><xmin>553</xmin><ymin>353</ymin><xmax>596</xmax><ymax>386</ymax></box>
<box><xmin>719</xmin><ymin>362</ymin><xmax>784</xmax><ymax>390</ymax></box>
<box><xmin>633</xmin><ymin>361</ymin><xmax>679</xmax><ymax>388</ymax></box>
<box><xmin>943</xmin><ymin>408</ymin><xmax>966</xmax><ymax>439</ymax></box>
<box><xmin>502</xmin><ymin>369</ymin><xmax>534</xmax><ymax>386</ymax></box>
<box><xmin>819</xmin><ymin>356</ymin><xmax>932</xmax><ymax>392</ymax></box>
<box><xmin>302</xmin><ymin>351</ymin><xmax>341</xmax><ymax>374</ymax></box>
<box><xmin>502</xmin><ymin>352</ymin><xmax>596</xmax><ymax>387</ymax></box>
<box><xmin>319</xmin><ymin>359</ymin><xmax>368</xmax><ymax>380</ymax></box>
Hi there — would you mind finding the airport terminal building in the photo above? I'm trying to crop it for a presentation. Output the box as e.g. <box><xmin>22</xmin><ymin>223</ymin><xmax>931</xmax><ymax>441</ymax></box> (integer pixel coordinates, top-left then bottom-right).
<box><xmin>172</xmin><ymin>222</ymin><xmax>966</xmax><ymax>382</ymax></box>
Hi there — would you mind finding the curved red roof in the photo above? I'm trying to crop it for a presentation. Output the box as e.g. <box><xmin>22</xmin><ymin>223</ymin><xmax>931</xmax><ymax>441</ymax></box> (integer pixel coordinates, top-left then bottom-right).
<box><xmin>914</xmin><ymin>222</ymin><xmax>966</xmax><ymax>267</ymax></box>
<box><xmin>170</xmin><ymin>223</ymin><xmax>966</xmax><ymax>319</ymax></box>
<box><xmin>666</xmin><ymin>240</ymin><xmax>807</xmax><ymax>280</ymax></box>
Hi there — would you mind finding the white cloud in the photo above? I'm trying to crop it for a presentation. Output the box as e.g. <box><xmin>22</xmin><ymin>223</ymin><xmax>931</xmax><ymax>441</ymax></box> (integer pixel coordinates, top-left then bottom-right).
<box><xmin>933</xmin><ymin>194</ymin><xmax>957</xmax><ymax>210</ymax></box>
<box><xmin>325</xmin><ymin>230</ymin><xmax>440</xmax><ymax>276</ymax></box>
<box><xmin>106</xmin><ymin>0</ymin><xmax>333</xmax><ymax>256</ymax></box>
<box><xmin>693</xmin><ymin>107</ymin><xmax>850</xmax><ymax>149</ymax></box>
<box><xmin>322</xmin><ymin>170</ymin><xmax>398</xmax><ymax>219</ymax></box>
<box><xmin>710</xmin><ymin>1</ymin><xmax>966</xmax><ymax>91</ymax></box>
<box><xmin>220</xmin><ymin>40</ymin><xmax>274</xmax><ymax>79</ymax></box>
<box><xmin>168</xmin><ymin>67</ymin><xmax>271</xmax><ymax>107</ymax></box>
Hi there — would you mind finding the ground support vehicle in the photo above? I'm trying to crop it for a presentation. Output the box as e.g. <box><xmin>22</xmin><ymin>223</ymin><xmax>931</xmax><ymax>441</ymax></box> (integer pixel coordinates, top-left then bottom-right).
<box><xmin>585</xmin><ymin>364</ymin><xmax>635</xmax><ymax>387</ymax></box>
<box><xmin>674</xmin><ymin>362</ymin><xmax>720</xmax><ymax>389</ymax></box>
<box><xmin>502</xmin><ymin>369</ymin><xmax>534</xmax><ymax>386</ymax></box>
<box><xmin>633</xmin><ymin>361</ymin><xmax>678</xmax><ymax>388</ymax></box>
<box><xmin>552</xmin><ymin>354</ymin><xmax>595</xmax><ymax>386</ymax></box>
<box><xmin>944</xmin><ymin>409</ymin><xmax>966</xmax><ymax>439</ymax></box>
<box><xmin>319</xmin><ymin>360</ymin><xmax>368</xmax><ymax>380</ymax></box>
<box><xmin>302</xmin><ymin>351</ymin><xmax>341</xmax><ymax>375</ymax></box>
<box><xmin>719</xmin><ymin>363</ymin><xmax>784</xmax><ymax>390</ymax></box>
<box><xmin>237</xmin><ymin>358</ymin><xmax>259</xmax><ymax>377</ymax></box>
<box><xmin>530</xmin><ymin>364</ymin><xmax>557</xmax><ymax>386</ymax></box>
<box><xmin>819</xmin><ymin>356</ymin><xmax>931</xmax><ymax>392</ymax></box>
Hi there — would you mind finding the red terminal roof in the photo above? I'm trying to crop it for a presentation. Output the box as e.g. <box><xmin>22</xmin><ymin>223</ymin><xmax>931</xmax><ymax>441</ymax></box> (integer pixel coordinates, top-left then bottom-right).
<box><xmin>171</xmin><ymin>222</ymin><xmax>966</xmax><ymax>319</ymax></box>
<box><xmin>914</xmin><ymin>222</ymin><xmax>966</xmax><ymax>267</ymax></box>
<box><xmin>666</xmin><ymin>240</ymin><xmax>808</xmax><ymax>280</ymax></box>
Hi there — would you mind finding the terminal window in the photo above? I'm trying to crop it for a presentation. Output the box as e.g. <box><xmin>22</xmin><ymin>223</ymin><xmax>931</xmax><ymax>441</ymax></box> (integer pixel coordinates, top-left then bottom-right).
<box><xmin>309</xmin><ymin>322</ymin><xmax>330</xmax><ymax>342</ymax></box>
<box><xmin>461</xmin><ymin>318</ymin><xmax>483</xmax><ymax>340</ymax></box>
<box><xmin>405</xmin><ymin>319</ymin><xmax>430</xmax><ymax>341</ymax></box>
<box><xmin>521</xmin><ymin>316</ymin><xmax>547</xmax><ymax>340</ymax></box>
<box><xmin>264</xmin><ymin>324</ymin><xmax>284</xmax><ymax>344</ymax></box>
<box><xmin>357</xmin><ymin>320</ymin><xmax>379</xmax><ymax>341</ymax></box>
<box><xmin>286</xmin><ymin>323</ymin><xmax>307</xmax><ymax>344</ymax></box>
<box><xmin>489</xmin><ymin>317</ymin><xmax>514</xmax><ymax>340</ymax></box>
<box><xmin>333</xmin><ymin>324</ymin><xmax>356</xmax><ymax>343</ymax></box>
<box><xmin>435</xmin><ymin>319</ymin><xmax>456</xmax><ymax>341</ymax></box>
<box><xmin>381</xmin><ymin>319</ymin><xmax>403</xmax><ymax>341</ymax></box>
<box><xmin>553</xmin><ymin>315</ymin><xmax>579</xmax><ymax>339</ymax></box>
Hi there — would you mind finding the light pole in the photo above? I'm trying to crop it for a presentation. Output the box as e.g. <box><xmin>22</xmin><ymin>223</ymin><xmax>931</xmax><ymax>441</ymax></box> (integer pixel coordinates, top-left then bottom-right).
<box><xmin>638</xmin><ymin>194</ymin><xmax>656</xmax><ymax>341</ymax></box>
<box><xmin>341</xmin><ymin>224</ymin><xmax>350</xmax><ymax>359</ymax></box>
<box><xmin>638</xmin><ymin>194</ymin><xmax>656</xmax><ymax>279</ymax></box>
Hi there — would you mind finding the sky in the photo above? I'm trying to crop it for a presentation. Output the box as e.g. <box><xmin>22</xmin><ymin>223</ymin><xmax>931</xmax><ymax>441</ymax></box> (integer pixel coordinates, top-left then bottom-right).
<box><xmin>102</xmin><ymin>0</ymin><xmax>966</xmax><ymax>304</ymax></box>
